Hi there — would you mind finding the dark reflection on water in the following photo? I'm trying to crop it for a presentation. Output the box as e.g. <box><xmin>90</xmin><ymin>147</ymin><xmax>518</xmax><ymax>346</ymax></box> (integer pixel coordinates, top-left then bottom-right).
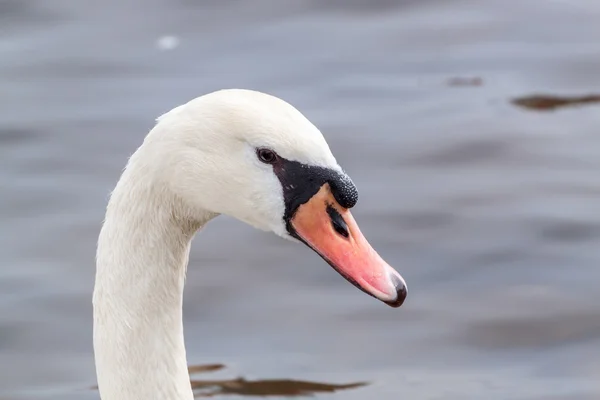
<box><xmin>191</xmin><ymin>378</ymin><xmax>366</xmax><ymax>398</ymax></box>
<box><xmin>512</xmin><ymin>94</ymin><xmax>600</xmax><ymax>111</ymax></box>
<box><xmin>188</xmin><ymin>364</ymin><xmax>367</xmax><ymax>398</ymax></box>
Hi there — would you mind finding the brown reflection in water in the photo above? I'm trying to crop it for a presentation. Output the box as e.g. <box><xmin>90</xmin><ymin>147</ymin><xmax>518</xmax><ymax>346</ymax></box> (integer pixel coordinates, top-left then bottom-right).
<box><xmin>90</xmin><ymin>364</ymin><xmax>368</xmax><ymax>397</ymax></box>
<box><xmin>188</xmin><ymin>364</ymin><xmax>367</xmax><ymax>398</ymax></box>
<box><xmin>512</xmin><ymin>94</ymin><xmax>600</xmax><ymax>111</ymax></box>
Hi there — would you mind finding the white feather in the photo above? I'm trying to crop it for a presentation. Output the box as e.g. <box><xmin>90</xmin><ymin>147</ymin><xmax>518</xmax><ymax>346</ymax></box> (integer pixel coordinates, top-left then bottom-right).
<box><xmin>93</xmin><ymin>89</ymin><xmax>341</xmax><ymax>400</ymax></box>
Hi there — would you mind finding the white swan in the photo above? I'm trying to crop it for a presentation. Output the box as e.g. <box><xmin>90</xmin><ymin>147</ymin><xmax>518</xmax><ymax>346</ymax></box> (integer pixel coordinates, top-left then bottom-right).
<box><xmin>93</xmin><ymin>89</ymin><xmax>407</xmax><ymax>400</ymax></box>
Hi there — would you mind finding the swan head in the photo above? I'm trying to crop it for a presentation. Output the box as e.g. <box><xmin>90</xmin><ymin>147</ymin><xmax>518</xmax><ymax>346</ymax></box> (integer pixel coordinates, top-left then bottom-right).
<box><xmin>146</xmin><ymin>89</ymin><xmax>407</xmax><ymax>307</ymax></box>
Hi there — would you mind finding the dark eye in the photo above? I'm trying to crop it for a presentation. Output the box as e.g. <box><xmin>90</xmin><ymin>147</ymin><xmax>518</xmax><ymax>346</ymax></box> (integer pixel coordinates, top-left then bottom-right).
<box><xmin>257</xmin><ymin>148</ymin><xmax>278</xmax><ymax>164</ymax></box>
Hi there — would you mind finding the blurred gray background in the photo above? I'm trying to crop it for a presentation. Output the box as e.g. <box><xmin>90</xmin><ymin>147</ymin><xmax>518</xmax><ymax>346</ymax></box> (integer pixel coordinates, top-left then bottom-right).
<box><xmin>2</xmin><ymin>0</ymin><xmax>600</xmax><ymax>399</ymax></box>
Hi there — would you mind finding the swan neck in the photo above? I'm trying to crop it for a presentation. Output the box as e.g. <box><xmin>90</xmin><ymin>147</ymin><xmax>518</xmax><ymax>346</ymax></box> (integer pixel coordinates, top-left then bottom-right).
<box><xmin>93</xmin><ymin>172</ymin><xmax>212</xmax><ymax>400</ymax></box>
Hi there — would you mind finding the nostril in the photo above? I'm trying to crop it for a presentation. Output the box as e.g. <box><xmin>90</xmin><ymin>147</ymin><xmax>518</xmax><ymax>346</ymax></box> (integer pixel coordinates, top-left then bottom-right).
<box><xmin>326</xmin><ymin>204</ymin><xmax>349</xmax><ymax>239</ymax></box>
<box><xmin>332</xmin><ymin>219</ymin><xmax>349</xmax><ymax>238</ymax></box>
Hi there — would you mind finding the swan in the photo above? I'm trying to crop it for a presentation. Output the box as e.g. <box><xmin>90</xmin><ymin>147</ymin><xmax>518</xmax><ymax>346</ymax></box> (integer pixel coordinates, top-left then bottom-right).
<box><xmin>93</xmin><ymin>89</ymin><xmax>407</xmax><ymax>400</ymax></box>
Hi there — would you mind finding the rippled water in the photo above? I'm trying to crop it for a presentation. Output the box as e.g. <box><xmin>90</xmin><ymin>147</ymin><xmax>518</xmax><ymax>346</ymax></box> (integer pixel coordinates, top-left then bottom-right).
<box><xmin>2</xmin><ymin>1</ymin><xmax>600</xmax><ymax>399</ymax></box>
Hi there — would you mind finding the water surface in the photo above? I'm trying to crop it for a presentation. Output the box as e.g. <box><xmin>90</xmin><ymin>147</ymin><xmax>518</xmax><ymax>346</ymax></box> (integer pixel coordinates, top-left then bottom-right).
<box><xmin>2</xmin><ymin>1</ymin><xmax>600</xmax><ymax>399</ymax></box>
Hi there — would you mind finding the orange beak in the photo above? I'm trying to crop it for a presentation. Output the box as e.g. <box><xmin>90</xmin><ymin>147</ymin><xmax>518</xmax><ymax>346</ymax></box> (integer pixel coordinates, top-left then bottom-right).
<box><xmin>289</xmin><ymin>184</ymin><xmax>407</xmax><ymax>307</ymax></box>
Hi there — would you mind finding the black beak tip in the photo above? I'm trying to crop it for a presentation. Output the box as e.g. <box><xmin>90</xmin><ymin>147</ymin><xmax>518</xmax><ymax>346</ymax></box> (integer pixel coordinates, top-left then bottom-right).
<box><xmin>385</xmin><ymin>283</ymin><xmax>407</xmax><ymax>308</ymax></box>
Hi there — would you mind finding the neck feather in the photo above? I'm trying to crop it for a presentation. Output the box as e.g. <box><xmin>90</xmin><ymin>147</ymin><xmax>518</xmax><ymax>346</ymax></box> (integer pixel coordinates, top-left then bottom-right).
<box><xmin>93</xmin><ymin>160</ymin><xmax>214</xmax><ymax>400</ymax></box>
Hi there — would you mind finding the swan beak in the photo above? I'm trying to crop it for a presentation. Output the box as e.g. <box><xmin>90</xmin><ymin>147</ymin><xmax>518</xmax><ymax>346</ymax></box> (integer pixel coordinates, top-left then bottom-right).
<box><xmin>289</xmin><ymin>185</ymin><xmax>407</xmax><ymax>307</ymax></box>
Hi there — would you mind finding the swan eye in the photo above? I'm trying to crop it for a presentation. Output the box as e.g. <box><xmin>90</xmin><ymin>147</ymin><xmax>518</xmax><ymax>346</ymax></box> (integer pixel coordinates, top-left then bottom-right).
<box><xmin>257</xmin><ymin>148</ymin><xmax>278</xmax><ymax>164</ymax></box>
